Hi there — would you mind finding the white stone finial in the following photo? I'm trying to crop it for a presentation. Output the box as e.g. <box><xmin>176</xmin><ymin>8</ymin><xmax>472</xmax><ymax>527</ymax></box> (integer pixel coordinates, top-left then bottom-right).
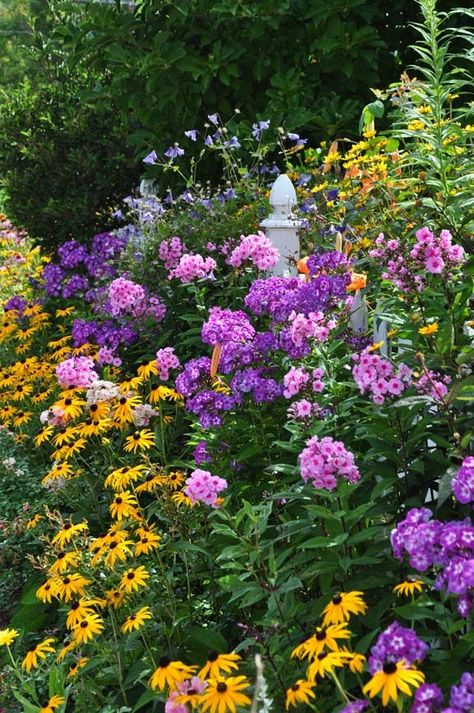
<box><xmin>260</xmin><ymin>173</ymin><xmax>302</xmax><ymax>276</ymax></box>
<box><xmin>267</xmin><ymin>174</ymin><xmax>297</xmax><ymax>220</ymax></box>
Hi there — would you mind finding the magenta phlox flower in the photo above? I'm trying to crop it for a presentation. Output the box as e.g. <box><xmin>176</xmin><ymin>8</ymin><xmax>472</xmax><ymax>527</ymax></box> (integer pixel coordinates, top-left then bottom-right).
<box><xmin>56</xmin><ymin>356</ymin><xmax>97</xmax><ymax>388</ymax></box>
<box><xmin>452</xmin><ymin>457</ymin><xmax>474</xmax><ymax>506</ymax></box>
<box><xmin>227</xmin><ymin>231</ymin><xmax>279</xmax><ymax>271</ymax></box>
<box><xmin>352</xmin><ymin>350</ymin><xmax>412</xmax><ymax>405</ymax></box>
<box><xmin>156</xmin><ymin>347</ymin><xmax>180</xmax><ymax>381</ymax></box>
<box><xmin>168</xmin><ymin>253</ymin><xmax>216</xmax><ymax>283</ymax></box>
<box><xmin>299</xmin><ymin>435</ymin><xmax>360</xmax><ymax>490</ymax></box>
<box><xmin>184</xmin><ymin>469</ymin><xmax>228</xmax><ymax>507</ymax></box>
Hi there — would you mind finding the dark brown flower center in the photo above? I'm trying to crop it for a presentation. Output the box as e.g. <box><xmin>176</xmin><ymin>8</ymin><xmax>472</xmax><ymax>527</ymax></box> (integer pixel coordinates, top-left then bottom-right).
<box><xmin>291</xmin><ymin>684</ymin><xmax>300</xmax><ymax>691</ymax></box>
<box><xmin>315</xmin><ymin>628</ymin><xmax>326</xmax><ymax>641</ymax></box>
<box><xmin>383</xmin><ymin>662</ymin><xmax>397</xmax><ymax>674</ymax></box>
<box><xmin>207</xmin><ymin>651</ymin><xmax>219</xmax><ymax>662</ymax></box>
<box><xmin>119</xmin><ymin>397</ymin><xmax>127</xmax><ymax>405</ymax></box>
<box><xmin>80</xmin><ymin>621</ymin><xmax>88</xmax><ymax>629</ymax></box>
<box><xmin>65</xmin><ymin>399</ymin><xmax>72</xmax><ymax>406</ymax></box>
<box><xmin>159</xmin><ymin>656</ymin><xmax>170</xmax><ymax>668</ymax></box>
<box><xmin>216</xmin><ymin>682</ymin><xmax>228</xmax><ymax>693</ymax></box>
<box><xmin>332</xmin><ymin>594</ymin><xmax>342</xmax><ymax>605</ymax></box>
<box><xmin>127</xmin><ymin>572</ymin><xmax>135</xmax><ymax>580</ymax></box>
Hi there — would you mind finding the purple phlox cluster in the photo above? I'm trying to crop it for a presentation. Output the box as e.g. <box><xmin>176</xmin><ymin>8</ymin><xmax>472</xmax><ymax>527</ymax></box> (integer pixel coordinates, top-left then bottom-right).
<box><xmin>339</xmin><ymin>702</ymin><xmax>368</xmax><ymax>713</ymax></box>
<box><xmin>194</xmin><ymin>439</ymin><xmax>212</xmax><ymax>465</ymax></box>
<box><xmin>231</xmin><ymin>367</ymin><xmax>283</xmax><ymax>404</ymax></box>
<box><xmin>227</xmin><ymin>231</ymin><xmax>279</xmax><ymax>271</ymax></box>
<box><xmin>158</xmin><ymin>237</ymin><xmax>187</xmax><ymax>269</ymax></box>
<box><xmin>449</xmin><ymin>673</ymin><xmax>474</xmax><ymax>712</ymax></box>
<box><xmin>352</xmin><ymin>349</ymin><xmax>412</xmax><ymax>405</ymax></box>
<box><xmin>415</xmin><ymin>368</ymin><xmax>451</xmax><ymax>402</ymax></box>
<box><xmin>368</xmin><ymin>621</ymin><xmax>429</xmax><ymax>674</ymax></box>
<box><xmin>391</xmin><ymin>508</ymin><xmax>474</xmax><ymax>618</ymax></box>
<box><xmin>4</xmin><ymin>296</ymin><xmax>28</xmax><ymax>313</ymax></box>
<box><xmin>306</xmin><ymin>250</ymin><xmax>350</xmax><ymax>276</ymax></box>
<box><xmin>56</xmin><ymin>356</ymin><xmax>98</xmax><ymax>388</ymax></box>
<box><xmin>167</xmin><ymin>253</ymin><xmax>217</xmax><ymax>283</ymax></box>
<box><xmin>71</xmin><ymin>318</ymin><xmax>137</xmax><ymax>351</ymax></box>
<box><xmin>42</xmin><ymin>232</ymin><xmax>128</xmax><ymax>297</ymax></box>
<box><xmin>369</xmin><ymin>228</ymin><xmax>465</xmax><ymax>292</ymax></box>
<box><xmin>184</xmin><ymin>468</ymin><xmax>228</xmax><ymax>507</ymax></box>
<box><xmin>175</xmin><ymin>357</ymin><xmax>237</xmax><ymax>428</ymax></box>
<box><xmin>411</xmin><ymin>683</ymin><xmax>444</xmax><ymax>713</ymax></box>
<box><xmin>58</xmin><ymin>239</ymin><xmax>88</xmax><ymax>269</ymax></box>
<box><xmin>201</xmin><ymin>307</ymin><xmax>256</xmax><ymax>373</ymax></box>
<box><xmin>299</xmin><ymin>435</ymin><xmax>360</xmax><ymax>490</ymax></box>
<box><xmin>452</xmin><ymin>457</ymin><xmax>474</xmax><ymax>507</ymax></box>
<box><xmin>62</xmin><ymin>274</ymin><xmax>89</xmax><ymax>299</ymax></box>
<box><xmin>156</xmin><ymin>347</ymin><xmax>180</xmax><ymax>381</ymax></box>
<box><xmin>244</xmin><ymin>276</ymin><xmax>302</xmax><ymax>322</ymax></box>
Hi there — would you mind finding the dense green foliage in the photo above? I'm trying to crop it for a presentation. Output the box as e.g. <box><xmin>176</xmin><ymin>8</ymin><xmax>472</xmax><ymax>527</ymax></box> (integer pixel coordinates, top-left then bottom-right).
<box><xmin>0</xmin><ymin>71</ymin><xmax>139</xmax><ymax>251</ymax></box>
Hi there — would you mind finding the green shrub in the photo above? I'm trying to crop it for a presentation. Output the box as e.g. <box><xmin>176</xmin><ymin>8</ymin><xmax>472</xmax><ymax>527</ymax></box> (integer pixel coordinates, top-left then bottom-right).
<box><xmin>0</xmin><ymin>69</ymin><xmax>139</xmax><ymax>252</ymax></box>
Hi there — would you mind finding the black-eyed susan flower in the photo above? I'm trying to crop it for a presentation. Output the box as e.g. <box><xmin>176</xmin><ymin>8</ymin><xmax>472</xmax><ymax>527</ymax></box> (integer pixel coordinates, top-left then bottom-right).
<box><xmin>200</xmin><ymin>676</ymin><xmax>252</xmax><ymax>713</ymax></box>
<box><xmin>68</xmin><ymin>656</ymin><xmax>89</xmax><ymax>678</ymax></box>
<box><xmin>54</xmin><ymin>395</ymin><xmax>85</xmax><ymax>420</ymax></box>
<box><xmin>137</xmin><ymin>360</ymin><xmax>159</xmax><ymax>379</ymax></box>
<box><xmin>53</xmin><ymin>427</ymin><xmax>79</xmax><ymax>447</ymax></box>
<box><xmin>135</xmin><ymin>473</ymin><xmax>165</xmax><ymax>493</ymax></box>
<box><xmin>340</xmin><ymin>648</ymin><xmax>366</xmax><ymax>674</ymax></box>
<box><xmin>199</xmin><ymin>652</ymin><xmax>241</xmax><ymax>680</ymax></box>
<box><xmin>36</xmin><ymin>578</ymin><xmax>58</xmax><ymax>603</ymax></box>
<box><xmin>164</xmin><ymin>470</ymin><xmax>186</xmax><ymax>490</ymax></box>
<box><xmin>0</xmin><ymin>628</ymin><xmax>19</xmax><ymax>646</ymax></box>
<box><xmin>171</xmin><ymin>491</ymin><xmax>195</xmax><ymax>508</ymax></box>
<box><xmin>135</xmin><ymin>531</ymin><xmax>161</xmax><ymax>556</ymax></box>
<box><xmin>109</xmin><ymin>491</ymin><xmax>139</xmax><ymax>521</ymax></box>
<box><xmin>22</xmin><ymin>637</ymin><xmax>56</xmax><ymax>671</ymax></box>
<box><xmin>119</xmin><ymin>377</ymin><xmax>144</xmax><ymax>393</ymax></box>
<box><xmin>104</xmin><ymin>537</ymin><xmax>134</xmax><ymax>568</ymax></box>
<box><xmin>123</xmin><ymin>429</ymin><xmax>155</xmax><ymax>453</ymax></box>
<box><xmin>307</xmin><ymin>651</ymin><xmax>345</xmax><ymax>680</ymax></box>
<box><xmin>34</xmin><ymin>425</ymin><xmax>54</xmax><ymax>446</ymax></box>
<box><xmin>393</xmin><ymin>580</ymin><xmax>424</xmax><ymax>597</ymax></box>
<box><xmin>291</xmin><ymin>623</ymin><xmax>351</xmax><ymax>661</ymax></box>
<box><xmin>285</xmin><ymin>680</ymin><xmax>316</xmax><ymax>709</ymax></box>
<box><xmin>322</xmin><ymin>591</ymin><xmax>367</xmax><ymax>626</ymax></box>
<box><xmin>113</xmin><ymin>394</ymin><xmax>141</xmax><ymax>424</ymax></box>
<box><xmin>120</xmin><ymin>566</ymin><xmax>150</xmax><ymax>593</ymax></box>
<box><xmin>149</xmin><ymin>657</ymin><xmax>197</xmax><ymax>691</ymax></box>
<box><xmin>72</xmin><ymin>613</ymin><xmax>104</xmax><ymax>644</ymax></box>
<box><xmin>88</xmin><ymin>401</ymin><xmax>111</xmax><ymax>419</ymax></box>
<box><xmin>13</xmin><ymin>410</ymin><xmax>33</xmax><ymax>427</ymax></box>
<box><xmin>105</xmin><ymin>464</ymin><xmax>148</xmax><ymax>490</ymax></box>
<box><xmin>363</xmin><ymin>660</ymin><xmax>425</xmax><ymax>706</ymax></box>
<box><xmin>80</xmin><ymin>418</ymin><xmax>112</xmax><ymax>438</ymax></box>
<box><xmin>55</xmin><ymin>573</ymin><xmax>92</xmax><ymax>602</ymax></box>
<box><xmin>48</xmin><ymin>550</ymin><xmax>81</xmax><ymax>575</ymax></box>
<box><xmin>51</xmin><ymin>521</ymin><xmax>88</xmax><ymax>548</ymax></box>
<box><xmin>56</xmin><ymin>641</ymin><xmax>76</xmax><ymax>662</ymax></box>
<box><xmin>121</xmin><ymin>605</ymin><xmax>153</xmax><ymax>633</ymax></box>
<box><xmin>66</xmin><ymin>599</ymin><xmax>99</xmax><ymax>629</ymax></box>
<box><xmin>39</xmin><ymin>694</ymin><xmax>65</xmax><ymax>713</ymax></box>
<box><xmin>106</xmin><ymin>588</ymin><xmax>127</xmax><ymax>609</ymax></box>
<box><xmin>26</xmin><ymin>514</ymin><xmax>44</xmax><ymax>529</ymax></box>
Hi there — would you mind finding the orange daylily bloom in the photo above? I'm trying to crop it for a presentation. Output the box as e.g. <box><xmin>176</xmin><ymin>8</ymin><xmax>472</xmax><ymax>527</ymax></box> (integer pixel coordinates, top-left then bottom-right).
<box><xmin>347</xmin><ymin>272</ymin><xmax>367</xmax><ymax>292</ymax></box>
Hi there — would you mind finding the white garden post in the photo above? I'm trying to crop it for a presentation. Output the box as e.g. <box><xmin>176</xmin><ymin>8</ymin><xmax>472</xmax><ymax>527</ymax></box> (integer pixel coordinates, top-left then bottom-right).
<box><xmin>260</xmin><ymin>174</ymin><xmax>302</xmax><ymax>276</ymax></box>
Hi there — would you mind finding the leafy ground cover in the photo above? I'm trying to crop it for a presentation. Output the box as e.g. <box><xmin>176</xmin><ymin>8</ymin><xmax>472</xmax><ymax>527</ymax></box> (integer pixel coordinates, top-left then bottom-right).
<box><xmin>0</xmin><ymin>3</ymin><xmax>473</xmax><ymax>713</ymax></box>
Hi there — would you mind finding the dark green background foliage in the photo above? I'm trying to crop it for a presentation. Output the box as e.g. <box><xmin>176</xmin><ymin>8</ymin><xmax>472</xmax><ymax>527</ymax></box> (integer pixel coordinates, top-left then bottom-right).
<box><xmin>63</xmin><ymin>0</ymin><xmax>466</xmax><ymax>150</ymax></box>
<box><xmin>0</xmin><ymin>71</ymin><xmax>139</xmax><ymax>251</ymax></box>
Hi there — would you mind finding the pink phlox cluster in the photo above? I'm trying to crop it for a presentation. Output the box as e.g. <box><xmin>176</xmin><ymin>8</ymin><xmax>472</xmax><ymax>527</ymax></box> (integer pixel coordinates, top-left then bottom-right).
<box><xmin>352</xmin><ymin>350</ymin><xmax>412</xmax><ymax>405</ymax></box>
<box><xmin>56</xmin><ymin>356</ymin><xmax>97</xmax><ymax>388</ymax></box>
<box><xmin>369</xmin><ymin>228</ymin><xmax>465</xmax><ymax>292</ymax></box>
<box><xmin>287</xmin><ymin>399</ymin><xmax>326</xmax><ymax>421</ymax></box>
<box><xmin>184</xmin><ymin>468</ymin><xmax>228</xmax><ymax>507</ymax></box>
<box><xmin>40</xmin><ymin>405</ymin><xmax>66</xmax><ymax>427</ymax></box>
<box><xmin>164</xmin><ymin>691</ymin><xmax>188</xmax><ymax>713</ymax></box>
<box><xmin>227</xmin><ymin>231</ymin><xmax>280</xmax><ymax>271</ymax></box>
<box><xmin>415</xmin><ymin>369</ymin><xmax>451</xmax><ymax>401</ymax></box>
<box><xmin>158</xmin><ymin>236</ymin><xmax>187</xmax><ymax>270</ymax></box>
<box><xmin>312</xmin><ymin>367</ymin><xmax>325</xmax><ymax>393</ymax></box>
<box><xmin>108</xmin><ymin>277</ymin><xmax>145</xmax><ymax>316</ymax></box>
<box><xmin>283</xmin><ymin>366</ymin><xmax>310</xmax><ymax>398</ymax></box>
<box><xmin>168</xmin><ymin>253</ymin><xmax>217</xmax><ymax>283</ymax></box>
<box><xmin>97</xmin><ymin>347</ymin><xmax>122</xmax><ymax>367</ymax></box>
<box><xmin>145</xmin><ymin>295</ymin><xmax>167</xmax><ymax>322</ymax></box>
<box><xmin>156</xmin><ymin>347</ymin><xmax>181</xmax><ymax>381</ymax></box>
<box><xmin>411</xmin><ymin>227</ymin><xmax>464</xmax><ymax>274</ymax></box>
<box><xmin>288</xmin><ymin>311</ymin><xmax>336</xmax><ymax>347</ymax></box>
<box><xmin>299</xmin><ymin>435</ymin><xmax>360</xmax><ymax>490</ymax></box>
